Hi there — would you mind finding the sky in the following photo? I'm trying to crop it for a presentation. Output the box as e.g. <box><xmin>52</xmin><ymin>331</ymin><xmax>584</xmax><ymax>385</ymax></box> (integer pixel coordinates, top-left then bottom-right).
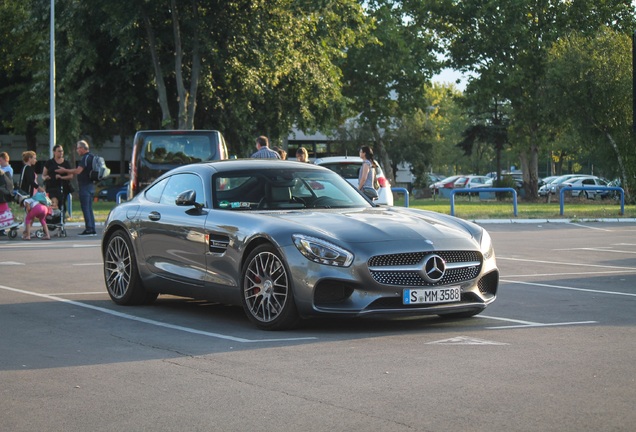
<box><xmin>432</xmin><ymin>68</ymin><xmax>468</xmax><ymax>91</ymax></box>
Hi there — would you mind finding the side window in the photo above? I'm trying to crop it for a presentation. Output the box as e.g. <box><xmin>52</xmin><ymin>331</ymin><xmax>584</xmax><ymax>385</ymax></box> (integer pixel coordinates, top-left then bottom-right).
<box><xmin>144</xmin><ymin>177</ymin><xmax>169</xmax><ymax>203</ymax></box>
<box><xmin>159</xmin><ymin>173</ymin><xmax>206</xmax><ymax>206</ymax></box>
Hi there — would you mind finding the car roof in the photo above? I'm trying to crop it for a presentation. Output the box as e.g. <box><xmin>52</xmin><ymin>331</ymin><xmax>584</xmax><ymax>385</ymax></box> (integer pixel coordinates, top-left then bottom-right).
<box><xmin>552</xmin><ymin>174</ymin><xmax>588</xmax><ymax>183</ymax></box>
<box><xmin>566</xmin><ymin>176</ymin><xmax>601</xmax><ymax>182</ymax></box>
<box><xmin>169</xmin><ymin>158</ymin><xmax>328</xmax><ymax>174</ymax></box>
<box><xmin>314</xmin><ymin>156</ymin><xmax>363</xmax><ymax>164</ymax></box>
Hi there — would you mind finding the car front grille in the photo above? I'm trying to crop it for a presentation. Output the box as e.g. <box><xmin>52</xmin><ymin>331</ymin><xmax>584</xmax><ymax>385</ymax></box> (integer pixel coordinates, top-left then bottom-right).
<box><xmin>368</xmin><ymin>250</ymin><xmax>482</xmax><ymax>287</ymax></box>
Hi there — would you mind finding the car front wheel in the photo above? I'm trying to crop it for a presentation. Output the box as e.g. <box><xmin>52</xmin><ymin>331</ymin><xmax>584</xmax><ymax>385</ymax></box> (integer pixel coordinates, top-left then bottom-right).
<box><xmin>241</xmin><ymin>244</ymin><xmax>299</xmax><ymax>330</ymax></box>
<box><xmin>104</xmin><ymin>231</ymin><xmax>157</xmax><ymax>305</ymax></box>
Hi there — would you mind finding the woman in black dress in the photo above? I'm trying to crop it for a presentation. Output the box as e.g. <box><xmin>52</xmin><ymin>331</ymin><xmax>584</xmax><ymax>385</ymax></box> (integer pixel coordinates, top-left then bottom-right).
<box><xmin>42</xmin><ymin>145</ymin><xmax>73</xmax><ymax>211</ymax></box>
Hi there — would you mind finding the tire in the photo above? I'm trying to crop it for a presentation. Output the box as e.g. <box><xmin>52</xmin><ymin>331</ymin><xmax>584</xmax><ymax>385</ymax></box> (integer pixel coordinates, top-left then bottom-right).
<box><xmin>104</xmin><ymin>230</ymin><xmax>157</xmax><ymax>305</ymax></box>
<box><xmin>241</xmin><ymin>244</ymin><xmax>299</xmax><ymax>330</ymax></box>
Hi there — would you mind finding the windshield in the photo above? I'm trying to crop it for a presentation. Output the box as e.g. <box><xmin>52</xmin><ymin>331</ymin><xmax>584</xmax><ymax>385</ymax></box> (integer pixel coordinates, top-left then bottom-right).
<box><xmin>213</xmin><ymin>168</ymin><xmax>371</xmax><ymax>210</ymax></box>
<box><xmin>143</xmin><ymin>134</ymin><xmax>219</xmax><ymax>164</ymax></box>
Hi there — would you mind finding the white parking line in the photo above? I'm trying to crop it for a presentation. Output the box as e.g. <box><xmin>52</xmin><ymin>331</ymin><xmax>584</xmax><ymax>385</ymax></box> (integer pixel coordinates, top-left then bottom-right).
<box><xmin>0</xmin><ymin>285</ymin><xmax>317</xmax><ymax>343</ymax></box>
<box><xmin>552</xmin><ymin>247</ymin><xmax>636</xmax><ymax>255</ymax></box>
<box><xmin>501</xmin><ymin>279</ymin><xmax>636</xmax><ymax>297</ymax></box>
<box><xmin>478</xmin><ymin>315</ymin><xmax>597</xmax><ymax>329</ymax></box>
<box><xmin>498</xmin><ymin>256</ymin><xmax>636</xmax><ymax>270</ymax></box>
<box><xmin>570</xmin><ymin>223</ymin><xmax>612</xmax><ymax>231</ymax></box>
<box><xmin>504</xmin><ymin>270</ymin><xmax>636</xmax><ymax>278</ymax></box>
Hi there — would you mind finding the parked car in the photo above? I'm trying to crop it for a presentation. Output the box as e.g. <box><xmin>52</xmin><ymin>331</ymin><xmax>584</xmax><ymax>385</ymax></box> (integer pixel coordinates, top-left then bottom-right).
<box><xmin>313</xmin><ymin>156</ymin><xmax>394</xmax><ymax>205</ymax></box>
<box><xmin>454</xmin><ymin>175</ymin><xmax>493</xmax><ymax>190</ymax></box>
<box><xmin>98</xmin><ymin>181</ymin><xmax>129</xmax><ymax>202</ymax></box>
<box><xmin>128</xmin><ymin>130</ymin><xmax>229</xmax><ymax>200</ymax></box>
<box><xmin>561</xmin><ymin>176</ymin><xmax>610</xmax><ymax>199</ymax></box>
<box><xmin>538</xmin><ymin>175</ymin><xmax>558</xmax><ymax>189</ymax></box>
<box><xmin>95</xmin><ymin>175</ymin><xmax>127</xmax><ymax>195</ymax></box>
<box><xmin>102</xmin><ymin>160</ymin><xmax>499</xmax><ymax>330</ymax></box>
<box><xmin>538</xmin><ymin>174</ymin><xmax>588</xmax><ymax>196</ymax></box>
<box><xmin>430</xmin><ymin>175</ymin><xmax>463</xmax><ymax>193</ymax></box>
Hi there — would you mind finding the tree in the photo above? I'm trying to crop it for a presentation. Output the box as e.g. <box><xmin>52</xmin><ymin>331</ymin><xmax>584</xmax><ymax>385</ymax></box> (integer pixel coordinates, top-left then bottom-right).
<box><xmin>0</xmin><ymin>0</ymin><xmax>371</xmax><ymax>158</ymax></box>
<box><xmin>456</xmin><ymin>95</ymin><xmax>510</xmax><ymax>181</ymax></box>
<box><xmin>388</xmin><ymin>83</ymin><xmax>467</xmax><ymax>185</ymax></box>
<box><xmin>100</xmin><ymin>0</ymin><xmax>371</xmax><ymax>150</ymax></box>
<box><xmin>340</xmin><ymin>0</ymin><xmax>442</xmax><ymax>182</ymax></box>
<box><xmin>544</xmin><ymin>27</ymin><xmax>636</xmax><ymax>201</ymax></box>
<box><xmin>426</xmin><ymin>0</ymin><xmax>636</xmax><ymax>200</ymax></box>
<box><xmin>0</xmin><ymin>0</ymin><xmax>50</xmax><ymax>150</ymax></box>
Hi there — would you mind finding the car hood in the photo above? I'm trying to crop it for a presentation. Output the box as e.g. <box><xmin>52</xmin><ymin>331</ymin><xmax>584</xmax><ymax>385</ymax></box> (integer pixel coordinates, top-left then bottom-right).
<box><xmin>268</xmin><ymin>207</ymin><xmax>478</xmax><ymax>244</ymax></box>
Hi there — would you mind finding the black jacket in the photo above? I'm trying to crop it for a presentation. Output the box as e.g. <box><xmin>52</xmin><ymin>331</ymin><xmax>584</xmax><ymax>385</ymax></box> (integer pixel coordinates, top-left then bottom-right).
<box><xmin>0</xmin><ymin>170</ymin><xmax>14</xmax><ymax>203</ymax></box>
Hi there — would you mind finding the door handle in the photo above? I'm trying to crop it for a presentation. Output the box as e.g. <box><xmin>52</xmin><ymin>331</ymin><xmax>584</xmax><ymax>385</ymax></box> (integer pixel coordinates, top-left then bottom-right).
<box><xmin>148</xmin><ymin>211</ymin><xmax>161</xmax><ymax>221</ymax></box>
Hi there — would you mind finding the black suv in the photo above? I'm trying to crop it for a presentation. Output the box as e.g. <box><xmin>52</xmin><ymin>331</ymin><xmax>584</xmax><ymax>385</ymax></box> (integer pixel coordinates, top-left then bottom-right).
<box><xmin>128</xmin><ymin>130</ymin><xmax>228</xmax><ymax>199</ymax></box>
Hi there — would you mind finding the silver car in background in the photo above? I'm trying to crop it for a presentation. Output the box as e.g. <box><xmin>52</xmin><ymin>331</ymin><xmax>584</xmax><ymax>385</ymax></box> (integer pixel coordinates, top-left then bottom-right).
<box><xmin>102</xmin><ymin>160</ymin><xmax>498</xmax><ymax>330</ymax></box>
<box><xmin>313</xmin><ymin>156</ymin><xmax>394</xmax><ymax>205</ymax></box>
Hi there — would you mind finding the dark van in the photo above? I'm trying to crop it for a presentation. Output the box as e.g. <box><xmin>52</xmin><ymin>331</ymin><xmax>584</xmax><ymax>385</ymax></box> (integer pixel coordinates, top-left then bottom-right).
<box><xmin>128</xmin><ymin>130</ymin><xmax>228</xmax><ymax>199</ymax></box>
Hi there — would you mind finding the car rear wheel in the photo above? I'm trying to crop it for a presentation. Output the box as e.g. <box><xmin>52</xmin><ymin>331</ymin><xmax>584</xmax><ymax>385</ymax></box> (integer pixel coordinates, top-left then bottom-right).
<box><xmin>241</xmin><ymin>244</ymin><xmax>299</xmax><ymax>330</ymax></box>
<box><xmin>104</xmin><ymin>231</ymin><xmax>157</xmax><ymax>305</ymax></box>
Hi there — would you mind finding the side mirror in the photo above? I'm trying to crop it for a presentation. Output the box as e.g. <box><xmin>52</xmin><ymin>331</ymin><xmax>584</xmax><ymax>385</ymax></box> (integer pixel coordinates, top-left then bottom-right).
<box><xmin>175</xmin><ymin>190</ymin><xmax>203</xmax><ymax>211</ymax></box>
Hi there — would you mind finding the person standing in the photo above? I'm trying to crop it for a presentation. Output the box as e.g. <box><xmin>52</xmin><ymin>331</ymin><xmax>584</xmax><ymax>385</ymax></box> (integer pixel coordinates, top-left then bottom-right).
<box><xmin>0</xmin><ymin>153</ymin><xmax>14</xmax><ymax>237</ymax></box>
<box><xmin>19</xmin><ymin>151</ymin><xmax>44</xmax><ymax>197</ymax></box>
<box><xmin>56</xmin><ymin>140</ymin><xmax>96</xmax><ymax>236</ymax></box>
<box><xmin>0</xmin><ymin>152</ymin><xmax>13</xmax><ymax>180</ymax></box>
<box><xmin>0</xmin><ymin>167</ymin><xmax>15</xmax><ymax>236</ymax></box>
<box><xmin>42</xmin><ymin>145</ymin><xmax>73</xmax><ymax>212</ymax></box>
<box><xmin>250</xmin><ymin>136</ymin><xmax>281</xmax><ymax>159</ymax></box>
<box><xmin>271</xmin><ymin>146</ymin><xmax>287</xmax><ymax>160</ymax></box>
<box><xmin>358</xmin><ymin>145</ymin><xmax>378</xmax><ymax>199</ymax></box>
<box><xmin>295</xmin><ymin>147</ymin><xmax>309</xmax><ymax>163</ymax></box>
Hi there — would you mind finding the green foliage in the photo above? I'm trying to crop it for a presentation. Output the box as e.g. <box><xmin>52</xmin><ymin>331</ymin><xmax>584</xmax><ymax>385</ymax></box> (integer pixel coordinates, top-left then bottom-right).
<box><xmin>424</xmin><ymin>0</ymin><xmax>636</xmax><ymax>199</ymax></box>
<box><xmin>544</xmin><ymin>27</ymin><xmax>636</xmax><ymax>200</ymax></box>
<box><xmin>339</xmin><ymin>0</ymin><xmax>443</xmax><ymax>180</ymax></box>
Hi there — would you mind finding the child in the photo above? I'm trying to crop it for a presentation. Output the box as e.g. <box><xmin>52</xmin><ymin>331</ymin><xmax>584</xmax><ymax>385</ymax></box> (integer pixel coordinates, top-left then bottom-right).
<box><xmin>20</xmin><ymin>192</ymin><xmax>52</xmax><ymax>240</ymax></box>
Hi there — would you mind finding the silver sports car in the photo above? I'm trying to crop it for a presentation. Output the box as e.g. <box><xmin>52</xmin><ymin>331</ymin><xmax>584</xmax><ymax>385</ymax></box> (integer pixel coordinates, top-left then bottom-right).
<box><xmin>102</xmin><ymin>159</ymin><xmax>499</xmax><ymax>330</ymax></box>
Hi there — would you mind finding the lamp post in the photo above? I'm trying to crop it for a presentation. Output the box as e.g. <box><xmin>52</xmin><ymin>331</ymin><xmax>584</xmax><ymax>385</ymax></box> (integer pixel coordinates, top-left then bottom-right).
<box><xmin>49</xmin><ymin>0</ymin><xmax>55</xmax><ymax>158</ymax></box>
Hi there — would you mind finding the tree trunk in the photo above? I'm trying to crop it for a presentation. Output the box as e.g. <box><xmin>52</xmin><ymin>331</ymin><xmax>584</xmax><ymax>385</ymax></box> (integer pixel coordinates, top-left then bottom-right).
<box><xmin>119</xmin><ymin>133</ymin><xmax>127</xmax><ymax>178</ymax></box>
<box><xmin>186</xmin><ymin>2</ymin><xmax>202</xmax><ymax>131</ymax></box>
<box><xmin>519</xmin><ymin>149</ymin><xmax>538</xmax><ymax>201</ymax></box>
<box><xmin>370</xmin><ymin>123</ymin><xmax>395</xmax><ymax>184</ymax></box>
<box><xmin>142</xmin><ymin>9</ymin><xmax>173</xmax><ymax>129</ymax></box>
<box><xmin>604</xmin><ymin>130</ymin><xmax>630</xmax><ymax>201</ymax></box>
<box><xmin>171</xmin><ymin>0</ymin><xmax>187</xmax><ymax>130</ymax></box>
<box><xmin>25</xmin><ymin>121</ymin><xmax>38</xmax><ymax>152</ymax></box>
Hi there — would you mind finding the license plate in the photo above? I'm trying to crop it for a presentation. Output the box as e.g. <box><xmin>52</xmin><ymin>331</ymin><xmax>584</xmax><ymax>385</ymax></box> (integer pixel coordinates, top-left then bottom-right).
<box><xmin>403</xmin><ymin>287</ymin><xmax>461</xmax><ymax>304</ymax></box>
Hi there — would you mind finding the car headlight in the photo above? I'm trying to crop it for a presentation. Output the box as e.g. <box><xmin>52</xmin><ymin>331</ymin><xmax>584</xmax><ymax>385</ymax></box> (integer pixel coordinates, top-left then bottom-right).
<box><xmin>480</xmin><ymin>229</ymin><xmax>494</xmax><ymax>260</ymax></box>
<box><xmin>293</xmin><ymin>234</ymin><xmax>353</xmax><ymax>267</ymax></box>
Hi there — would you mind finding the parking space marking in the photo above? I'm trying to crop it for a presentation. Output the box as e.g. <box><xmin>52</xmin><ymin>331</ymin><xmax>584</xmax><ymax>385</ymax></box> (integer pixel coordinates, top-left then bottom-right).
<box><xmin>501</xmin><ymin>279</ymin><xmax>636</xmax><ymax>297</ymax></box>
<box><xmin>504</xmin><ymin>270</ymin><xmax>636</xmax><ymax>278</ymax></box>
<box><xmin>478</xmin><ymin>315</ymin><xmax>597</xmax><ymax>329</ymax></box>
<box><xmin>498</xmin><ymin>256</ymin><xmax>636</xmax><ymax>270</ymax></box>
<box><xmin>427</xmin><ymin>336</ymin><xmax>508</xmax><ymax>345</ymax></box>
<box><xmin>553</xmin><ymin>247</ymin><xmax>636</xmax><ymax>255</ymax></box>
<box><xmin>48</xmin><ymin>291</ymin><xmax>105</xmax><ymax>296</ymax></box>
<box><xmin>485</xmin><ymin>321</ymin><xmax>597</xmax><ymax>330</ymax></box>
<box><xmin>570</xmin><ymin>223</ymin><xmax>612</xmax><ymax>231</ymax></box>
<box><xmin>0</xmin><ymin>285</ymin><xmax>317</xmax><ymax>343</ymax></box>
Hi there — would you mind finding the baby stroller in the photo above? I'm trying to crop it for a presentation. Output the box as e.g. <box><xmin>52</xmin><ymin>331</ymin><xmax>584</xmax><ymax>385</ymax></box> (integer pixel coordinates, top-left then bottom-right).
<box><xmin>36</xmin><ymin>207</ymin><xmax>66</xmax><ymax>238</ymax></box>
<box><xmin>14</xmin><ymin>189</ymin><xmax>66</xmax><ymax>239</ymax></box>
<box><xmin>35</xmin><ymin>184</ymin><xmax>68</xmax><ymax>238</ymax></box>
<box><xmin>0</xmin><ymin>207</ymin><xmax>21</xmax><ymax>239</ymax></box>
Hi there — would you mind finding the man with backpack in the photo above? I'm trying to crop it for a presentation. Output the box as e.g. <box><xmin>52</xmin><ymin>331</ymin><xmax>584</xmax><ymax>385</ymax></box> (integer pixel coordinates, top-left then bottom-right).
<box><xmin>56</xmin><ymin>140</ymin><xmax>96</xmax><ymax>236</ymax></box>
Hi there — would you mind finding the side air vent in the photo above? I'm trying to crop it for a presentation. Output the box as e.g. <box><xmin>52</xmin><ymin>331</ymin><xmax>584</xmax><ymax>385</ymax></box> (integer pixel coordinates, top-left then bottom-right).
<box><xmin>209</xmin><ymin>234</ymin><xmax>230</xmax><ymax>254</ymax></box>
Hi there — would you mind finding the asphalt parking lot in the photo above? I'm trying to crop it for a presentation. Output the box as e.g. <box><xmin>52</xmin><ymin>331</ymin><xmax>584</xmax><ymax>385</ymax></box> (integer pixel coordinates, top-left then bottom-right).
<box><xmin>1</xmin><ymin>221</ymin><xmax>635</xmax><ymax>432</ymax></box>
